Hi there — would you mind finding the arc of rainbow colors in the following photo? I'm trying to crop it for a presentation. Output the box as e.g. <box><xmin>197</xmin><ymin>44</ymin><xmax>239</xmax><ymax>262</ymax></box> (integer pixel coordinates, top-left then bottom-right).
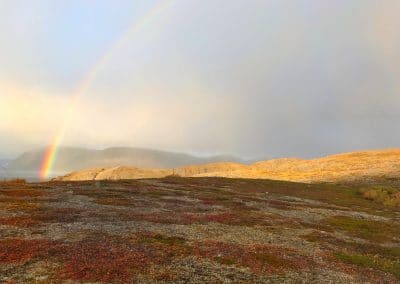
<box><xmin>40</xmin><ymin>0</ymin><xmax>175</xmax><ymax>180</ymax></box>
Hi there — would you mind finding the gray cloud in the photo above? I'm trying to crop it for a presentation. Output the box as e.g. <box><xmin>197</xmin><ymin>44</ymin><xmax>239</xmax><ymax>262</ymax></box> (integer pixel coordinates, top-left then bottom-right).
<box><xmin>1</xmin><ymin>0</ymin><xmax>399</xmax><ymax>159</ymax></box>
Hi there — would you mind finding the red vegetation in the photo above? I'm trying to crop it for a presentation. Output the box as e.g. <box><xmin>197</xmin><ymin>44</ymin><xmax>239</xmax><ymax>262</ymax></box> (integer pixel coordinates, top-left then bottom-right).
<box><xmin>0</xmin><ymin>237</ymin><xmax>316</xmax><ymax>279</ymax></box>
<box><xmin>0</xmin><ymin>189</ymin><xmax>43</xmax><ymax>198</ymax></box>
<box><xmin>2</xmin><ymin>200</ymin><xmax>41</xmax><ymax>212</ymax></box>
<box><xmin>179</xmin><ymin>212</ymin><xmax>255</xmax><ymax>225</ymax></box>
<box><xmin>193</xmin><ymin>241</ymin><xmax>314</xmax><ymax>274</ymax></box>
<box><xmin>201</xmin><ymin>212</ymin><xmax>273</xmax><ymax>226</ymax></box>
<box><xmin>266</xmin><ymin>200</ymin><xmax>293</xmax><ymax>210</ymax></box>
<box><xmin>58</xmin><ymin>237</ymin><xmax>150</xmax><ymax>282</ymax></box>
<box><xmin>199</xmin><ymin>197</ymin><xmax>217</xmax><ymax>205</ymax></box>
<box><xmin>134</xmin><ymin>232</ymin><xmax>191</xmax><ymax>260</ymax></box>
<box><xmin>33</xmin><ymin>207</ymin><xmax>83</xmax><ymax>223</ymax></box>
<box><xmin>0</xmin><ymin>239</ymin><xmax>52</xmax><ymax>264</ymax></box>
<box><xmin>120</xmin><ymin>212</ymin><xmax>186</xmax><ymax>224</ymax></box>
<box><xmin>0</xmin><ymin>208</ymin><xmax>82</xmax><ymax>228</ymax></box>
<box><xmin>121</xmin><ymin>211</ymin><xmax>273</xmax><ymax>226</ymax></box>
<box><xmin>202</xmin><ymin>212</ymin><xmax>239</xmax><ymax>224</ymax></box>
<box><xmin>0</xmin><ymin>216</ymin><xmax>38</xmax><ymax>227</ymax></box>
<box><xmin>0</xmin><ymin>237</ymin><xmax>151</xmax><ymax>282</ymax></box>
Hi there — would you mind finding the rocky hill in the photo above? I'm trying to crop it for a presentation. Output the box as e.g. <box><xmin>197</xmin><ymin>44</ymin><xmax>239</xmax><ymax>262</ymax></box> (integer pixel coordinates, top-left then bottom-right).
<box><xmin>60</xmin><ymin>166</ymin><xmax>171</xmax><ymax>181</ymax></box>
<box><xmin>245</xmin><ymin>149</ymin><xmax>400</xmax><ymax>183</ymax></box>
<box><xmin>56</xmin><ymin>148</ymin><xmax>400</xmax><ymax>184</ymax></box>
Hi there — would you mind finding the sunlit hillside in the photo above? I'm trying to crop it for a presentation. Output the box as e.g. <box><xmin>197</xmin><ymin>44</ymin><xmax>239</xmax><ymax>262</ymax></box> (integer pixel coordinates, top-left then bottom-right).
<box><xmin>58</xmin><ymin>149</ymin><xmax>400</xmax><ymax>184</ymax></box>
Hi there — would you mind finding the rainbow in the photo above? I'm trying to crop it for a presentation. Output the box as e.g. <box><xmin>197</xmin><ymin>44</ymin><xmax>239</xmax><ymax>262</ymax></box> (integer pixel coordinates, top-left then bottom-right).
<box><xmin>40</xmin><ymin>0</ymin><xmax>175</xmax><ymax>180</ymax></box>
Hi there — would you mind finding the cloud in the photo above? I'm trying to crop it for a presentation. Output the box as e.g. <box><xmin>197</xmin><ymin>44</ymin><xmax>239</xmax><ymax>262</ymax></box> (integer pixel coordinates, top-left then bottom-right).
<box><xmin>1</xmin><ymin>1</ymin><xmax>400</xmax><ymax>158</ymax></box>
<box><xmin>0</xmin><ymin>82</ymin><xmax>241</xmax><ymax>155</ymax></box>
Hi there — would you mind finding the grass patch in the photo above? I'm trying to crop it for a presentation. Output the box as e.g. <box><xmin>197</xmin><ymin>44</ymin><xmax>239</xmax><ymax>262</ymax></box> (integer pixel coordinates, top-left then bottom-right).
<box><xmin>303</xmin><ymin>231</ymin><xmax>400</xmax><ymax>260</ymax></box>
<box><xmin>136</xmin><ymin>233</ymin><xmax>187</xmax><ymax>246</ymax></box>
<box><xmin>358</xmin><ymin>186</ymin><xmax>400</xmax><ymax>207</ymax></box>
<box><xmin>133</xmin><ymin>232</ymin><xmax>192</xmax><ymax>261</ymax></box>
<box><xmin>335</xmin><ymin>251</ymin><xmax>400</xmax><ymax>279</ymax></box>
<box><xmin>327</xmin><ymin>216</ymin><xmax>399</xmax><ymax>242</ymax></box>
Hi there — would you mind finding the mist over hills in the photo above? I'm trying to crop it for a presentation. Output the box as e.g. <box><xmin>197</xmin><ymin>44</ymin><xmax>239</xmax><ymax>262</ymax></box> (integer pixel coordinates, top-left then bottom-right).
<box><xmin>6</xmin><ymin>147</ymin><xmax>243</xmax><ymax>175</ymax></box>
<box><xmin>0</xmin><ymin>159</ymin><xmax>10</xmax><ymax>166</ymax></box>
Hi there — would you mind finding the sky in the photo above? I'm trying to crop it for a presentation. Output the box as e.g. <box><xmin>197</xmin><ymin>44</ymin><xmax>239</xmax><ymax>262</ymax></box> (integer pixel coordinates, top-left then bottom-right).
<box><xmin>0</xmin><ymin>0</ymin><xmax>400</xmax><ymax>159</ymax></box>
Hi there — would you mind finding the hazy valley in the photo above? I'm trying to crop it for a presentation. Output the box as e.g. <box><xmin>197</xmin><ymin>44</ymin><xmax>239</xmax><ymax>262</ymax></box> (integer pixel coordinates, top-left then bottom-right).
<box><xmin>3</xmin><ymin>147</ymin><xmax>243</xmax><ymax>180</ymax></box>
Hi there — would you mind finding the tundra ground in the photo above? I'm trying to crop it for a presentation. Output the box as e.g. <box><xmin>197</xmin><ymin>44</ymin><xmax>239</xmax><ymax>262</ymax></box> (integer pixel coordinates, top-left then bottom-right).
<box><xmin>0</xmin><ymin>177</ymin><xmax>399</xmax><ymax>283</ymax></box>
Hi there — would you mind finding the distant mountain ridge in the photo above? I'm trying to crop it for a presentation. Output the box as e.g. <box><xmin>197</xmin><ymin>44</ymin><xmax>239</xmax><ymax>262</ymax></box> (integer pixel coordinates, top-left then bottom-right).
<box><xmin>57</xmin><ymin>148</ymin><xmax>400</xmax><ymax>184</ymax></box>
<box><xmin>7</xmin><ymin>147</ymin><xmax>242</xmax><ymax>175</ymax></box>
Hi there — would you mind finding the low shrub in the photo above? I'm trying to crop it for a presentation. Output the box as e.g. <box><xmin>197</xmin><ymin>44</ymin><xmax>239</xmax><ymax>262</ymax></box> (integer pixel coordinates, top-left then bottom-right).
<box><xmin>358</xmin><ymin>186</ymin><xmax>400</xmax><ymax>207</ymax></box>
<box><xmin>327</xmin><ymin>216</ymin><xmax>400</xmax><ymax>242</ymax></box>
<box><xmin>0</xmin><ymin>179</ymin><xmax>26</xmax><ymax>186</ymax></box>
<box><xmin>336</xmin><ymin>251</ymin><xmax>400</xmax><ymax>279</ymax></box>
<box><xmin>192</xmin><ymin>241</ymin><xmax>313</xmax><ymax>274</ymax></box>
